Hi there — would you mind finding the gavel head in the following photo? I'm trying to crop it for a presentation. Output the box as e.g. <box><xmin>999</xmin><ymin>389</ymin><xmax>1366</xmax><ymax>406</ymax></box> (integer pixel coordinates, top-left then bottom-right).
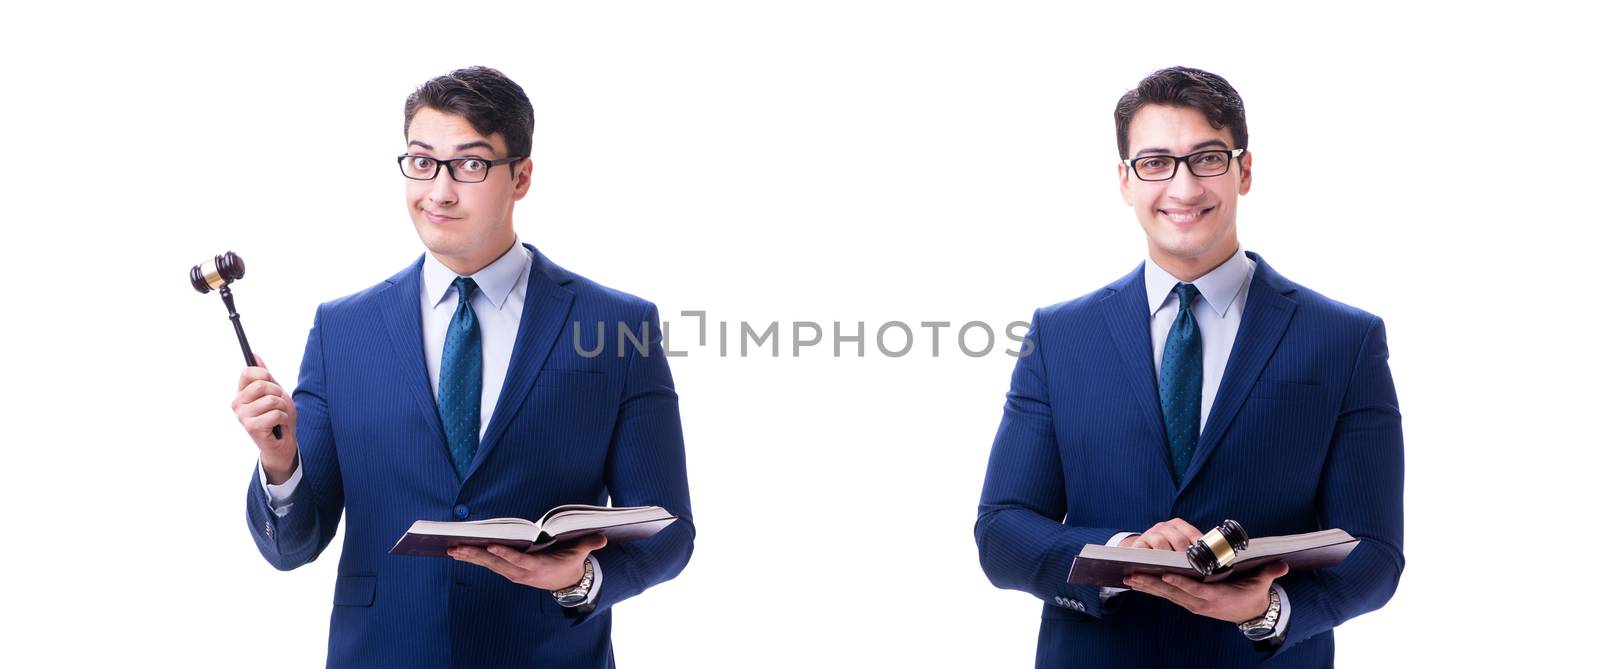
<box><xmin>1185</xmin><ymin>519</ymin><xmax>1250</xmax><ymax>577</ymax></box>
<box><xmin>189</xmin><ymin>251</ymin><xmax>247</xmax><ymax>294</ymax></box>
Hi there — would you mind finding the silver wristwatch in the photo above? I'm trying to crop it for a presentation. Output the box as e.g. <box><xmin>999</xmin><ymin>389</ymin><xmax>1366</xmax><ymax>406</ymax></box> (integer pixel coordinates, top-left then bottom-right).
<box><xmin>1237</xmin><ymin>587</ymin><xmax>1281</xmax><ymax>640</ymax></box>
<box><xmin>552</xmin><ymin>556</ymin><xmax>595</xmax><ymax>607</ymax></box>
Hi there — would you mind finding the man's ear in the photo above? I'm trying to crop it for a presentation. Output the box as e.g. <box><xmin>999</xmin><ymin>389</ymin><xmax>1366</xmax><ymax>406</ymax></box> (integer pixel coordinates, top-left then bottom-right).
<box><xmin>1237</xmin><ymin>151</ymin><xmax>1252</xmax><ymax>196</ymax></box>
<box><xmin>512</xmin><ymin>157</ymin><xmax>534</xmax><ymax>200</ymax></box>
<box><xmin>1118</xmin><ymin>161</ymin><xmax>1134</xmax><ymax>206</ymax></box>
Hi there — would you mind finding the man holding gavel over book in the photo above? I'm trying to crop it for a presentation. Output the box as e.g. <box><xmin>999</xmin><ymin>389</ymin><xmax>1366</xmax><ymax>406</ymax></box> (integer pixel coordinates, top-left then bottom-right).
<box><xmin>230</xmin><ymin>66</ymin><xmax>694</xmax><ymax>668</ymax></box>
<box><xmin>975</xmin><ymin>66</ymin><xmax>1404</xmax><ymax>667</ymax></box>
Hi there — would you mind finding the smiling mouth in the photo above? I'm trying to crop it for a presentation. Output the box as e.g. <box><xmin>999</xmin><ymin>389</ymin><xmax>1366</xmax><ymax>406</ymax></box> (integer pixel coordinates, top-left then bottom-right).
<box><xmin>1160</xmin><ymin>206</ymin><xmax>1215</xmax><ymax>225</ymax></box>
<box><xmin>423</xmin><ymin>210</ymin><xmax>459</xmax><ymax>223</ymax></box>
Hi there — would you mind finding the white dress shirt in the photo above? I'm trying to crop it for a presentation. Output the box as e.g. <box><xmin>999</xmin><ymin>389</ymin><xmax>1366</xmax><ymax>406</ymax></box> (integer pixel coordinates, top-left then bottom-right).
<box><xmin>1096</xmin><ymin>246</ymin><xmax>1289</xmax><ymax>638</ymax></box>
<box><xmin>257</xmin><ymin>237</ymin><xmax>601</xmax><ymax>604</ymax></box>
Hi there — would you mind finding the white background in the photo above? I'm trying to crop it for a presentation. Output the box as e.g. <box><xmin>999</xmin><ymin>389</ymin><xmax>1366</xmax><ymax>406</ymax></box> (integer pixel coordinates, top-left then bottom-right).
<box><xmin>3</xmin><ymin>1</ymin><xmax>1597</xmax><ymax>666</ymax></box>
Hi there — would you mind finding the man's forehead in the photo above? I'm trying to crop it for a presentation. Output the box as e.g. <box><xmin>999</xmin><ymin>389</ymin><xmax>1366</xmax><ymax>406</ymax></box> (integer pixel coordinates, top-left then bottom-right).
<box><xmin>406</xmin><ymin>107</ymin><xmax>507</xmax><ymax>154</ymax></box>
<box><xmin>1127</xmin><ymin>104</ymin><xmax>1231</xmax><ymax>153</ymax></box>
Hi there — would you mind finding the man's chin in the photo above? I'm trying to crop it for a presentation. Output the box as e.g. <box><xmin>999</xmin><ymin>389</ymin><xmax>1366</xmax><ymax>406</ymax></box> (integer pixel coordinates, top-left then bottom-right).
<box><xmin>418</xmin><ymin>241</ymin><xmax>468</xmax><ymax>263</ymax></box>
<box><xmin>1150</xmin><ymin>233</ymin><xmax>1231</xmax><ymax>262</ymax></box>
<box><xmin>415</xmin><ymin>227</ymin><xmax>464</xmax><ymax>254</ymax></box>
<box><xmin>1151</xmin><ymin>231</ymin><xmax>1211</xmax><ymax>254</ymax></box>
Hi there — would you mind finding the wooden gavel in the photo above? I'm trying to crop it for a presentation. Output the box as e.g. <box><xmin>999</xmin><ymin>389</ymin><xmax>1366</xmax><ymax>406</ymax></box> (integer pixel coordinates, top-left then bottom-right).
<box><xmin>190</xmin><ymin>251</ymin><xmax>281</xmax><ymax>440</ymax></box>
<box><xmin>1186</xmin><ymin>519</ymin><xmax>1249</xmax><ymax>576</ymax></box>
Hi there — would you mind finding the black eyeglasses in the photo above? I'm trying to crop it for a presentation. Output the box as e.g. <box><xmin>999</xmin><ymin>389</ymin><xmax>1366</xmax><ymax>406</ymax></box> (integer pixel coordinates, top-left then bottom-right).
<box><xmin>397</xmin><ymin>154</ymin><xmax>526</xmax><ymax>183</ymax></box>
<box><xmin>1123</xmin><ymin>148</ymin><xmax>1245</xmax><ymax>182</ymax></box>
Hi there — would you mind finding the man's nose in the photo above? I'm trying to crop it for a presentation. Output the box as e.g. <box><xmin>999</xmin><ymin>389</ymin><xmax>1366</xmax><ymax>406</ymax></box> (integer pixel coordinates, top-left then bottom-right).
<box><xmin>1165</xmin><ymin>161</ymin><xmax>1206</xmax><ymax>201</ymax></box>
<box><xmin>428</xmin><ymin>169</ymin><xmax>459</xmax><ymax>206</ymax></box>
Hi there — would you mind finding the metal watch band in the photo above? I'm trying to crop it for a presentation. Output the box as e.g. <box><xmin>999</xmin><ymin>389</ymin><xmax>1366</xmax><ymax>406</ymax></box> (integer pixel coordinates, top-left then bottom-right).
<box><xmin>552</xmin><ymin>556</ymin><xmax>594</xmax><ymax>605</ymax></box>
<box><xmin>1238</xmin><ymin>586</ymin><xmax>1281</xmax><ymax>640</ymax></box>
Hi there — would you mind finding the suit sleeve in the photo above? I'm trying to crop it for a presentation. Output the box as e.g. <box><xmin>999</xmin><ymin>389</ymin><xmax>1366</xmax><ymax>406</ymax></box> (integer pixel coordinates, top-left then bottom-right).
<box><xmin>566</xmin><ymin>302</ymin><xmax>694</xmax><ymax>624</ymax></box>
<box><xmin>1267</xmin><ymin>315</ymin><xmax>1405</xmax><ymax>656</ymax></box>
<box><xmin>975</xmin><ymin>309</ymin><xmax>1125</xmax><ymax>618</ymax></box>
<box><xmin>245</xmin><ymin>304</ymin><xmax>346</xmax><ymax>571</ymax></box>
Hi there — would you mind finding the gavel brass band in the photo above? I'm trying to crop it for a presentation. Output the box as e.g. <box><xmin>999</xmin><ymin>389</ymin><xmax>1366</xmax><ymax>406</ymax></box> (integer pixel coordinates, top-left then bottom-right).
<box><xmin>1185</xmin><ymin>519</ymin><xmax>1249</xmax><ymax>576</ymax></box>
<box><xmin>198</xmin><ymin>258</ymin><xmax>228</xmax><ymax>291</ymax></box>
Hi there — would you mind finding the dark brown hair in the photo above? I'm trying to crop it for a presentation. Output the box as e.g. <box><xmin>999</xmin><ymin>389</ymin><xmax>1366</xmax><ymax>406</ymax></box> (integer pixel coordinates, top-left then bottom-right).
<box><xmin>404</xmin><ymin>66</ymin><xmax>534</xmax><ymax>166</ymax></box>
<box><xmin>1114</xmin><ymin>66</ymin><xmax>1247</xmax><ymax>159</ymax></box>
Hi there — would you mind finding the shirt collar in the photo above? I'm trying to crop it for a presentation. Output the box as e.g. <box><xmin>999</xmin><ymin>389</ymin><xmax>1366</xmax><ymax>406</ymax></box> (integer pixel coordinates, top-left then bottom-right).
<box><xmin>1143</xmin><ymin>245</ymin><xmax>1251</xmax><ymax>318</ymax></box>
<box><xmin>422</xmin><ymin>236</ymin><xmax>529</xmax><ymax>311</ymax></box>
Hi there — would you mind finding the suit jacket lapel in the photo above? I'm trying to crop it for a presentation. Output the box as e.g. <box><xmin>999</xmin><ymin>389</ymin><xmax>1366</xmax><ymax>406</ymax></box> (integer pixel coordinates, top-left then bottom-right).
<box><xmin>464</xmin><ymin>243</ymin><xmax>576</xmax><ymax>482</ymax></box>
<box><xmin>1176</xmin><ymin>251</ymin><xmax>1298</xmax><ymax>495</ymax></box>
<box><xmin>1100</xmin><ymin>261</ymin><xmax>1176</xmax><ymax>491</ymax></box>
<box><xmin>377</xmin><ymin>257</ymin><xmax>451</xmax><ymax>467</ymax></box>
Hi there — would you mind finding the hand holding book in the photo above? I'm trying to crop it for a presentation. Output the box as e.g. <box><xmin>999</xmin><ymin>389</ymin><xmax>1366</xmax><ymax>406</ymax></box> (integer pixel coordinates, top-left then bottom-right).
<box><xmin>449</xmin><ymin>534</ymin><xmax>608</xmax><ymax>592</ymax></box>
<box><xmin>1123</xmin><ymin>559</ymin><xmax>1290</xmax><ymax>625</ymax></box>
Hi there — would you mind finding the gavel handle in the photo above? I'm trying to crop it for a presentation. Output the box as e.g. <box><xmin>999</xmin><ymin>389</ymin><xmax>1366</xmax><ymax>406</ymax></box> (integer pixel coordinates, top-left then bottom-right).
<box><xmin>222</xmin><ymin>286</ymin><xmax>283</xmax><ymax>440</ymax></box>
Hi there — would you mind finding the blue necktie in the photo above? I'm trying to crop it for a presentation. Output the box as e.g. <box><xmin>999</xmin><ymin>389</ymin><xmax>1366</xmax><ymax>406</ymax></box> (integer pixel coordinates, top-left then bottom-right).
<box><xmin>1159</xmin><ymin>283</ymin><xmax>1202</xmax><ymax>485</ymax></box>
<box><xmin>439</xmin><ymin>277</ymin><xmax>482</xmax><ymax>479</ymax></box>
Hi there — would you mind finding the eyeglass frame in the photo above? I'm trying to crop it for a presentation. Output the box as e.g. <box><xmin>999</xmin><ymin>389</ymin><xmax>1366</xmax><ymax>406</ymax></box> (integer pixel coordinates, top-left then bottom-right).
<box><xmin>396</xmin><ymin>154</ymin><xmax>527</xmax><ymax>183</ymax></box>
<box><xmin>1122</xmin><ymin>147</ymin><xmax>1246</xmax><ymax>182</ymax></box>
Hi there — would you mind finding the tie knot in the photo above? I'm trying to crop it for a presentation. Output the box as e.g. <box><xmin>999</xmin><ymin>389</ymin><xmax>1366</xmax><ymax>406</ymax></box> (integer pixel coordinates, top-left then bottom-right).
<box><xmin>1173</xmin><ymin>282</ymin><xmax>1199</xmax><ymax>311</ymax></box>
<box><xmin>453</xmin><ymin>277</ymin><xmax>478</xmax><ymax>303</ymax></box>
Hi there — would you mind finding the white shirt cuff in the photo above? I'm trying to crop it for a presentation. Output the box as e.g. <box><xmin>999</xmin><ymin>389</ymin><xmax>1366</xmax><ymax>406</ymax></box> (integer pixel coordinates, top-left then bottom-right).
<box><xmin>1269</xmin><ymin>582</ymin><xmax>1291</xmax><ymax>637</ymax></box>
<box><xmin>258</xmin><ymin>457</ymin><xmax>303</xmax><ymax>518</ymax></box>
<box><xmin>1098</xmin><ymin>532</ymin><xmax>1140</xmax><ymax>602</ymax></box>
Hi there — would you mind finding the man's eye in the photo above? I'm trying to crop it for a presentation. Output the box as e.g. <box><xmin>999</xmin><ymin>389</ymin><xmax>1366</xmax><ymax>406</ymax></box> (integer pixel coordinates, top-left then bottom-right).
<box><xmin>409</xmin><ymin>156</ymin><xmax>435</xmax><ymax>170</ymax></box>
<box><xmin>1194</xmin><ymin>153</ymin><xmax>1224</xmax><ymax>166</ymax></box>
<box><xmin>459</xmin><ymin>159</ymin><xmax>487</xmax><ymax>172</ymax></box>
<box><xmin>1137</xmin><ymin>157</ymin><xmax>1171</xmax><ymax>171</ymax></box>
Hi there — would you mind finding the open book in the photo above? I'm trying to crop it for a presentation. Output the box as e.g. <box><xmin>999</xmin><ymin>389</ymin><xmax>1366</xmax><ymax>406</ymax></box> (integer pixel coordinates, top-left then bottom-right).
<box><xmin>1065</xmin><ymin>528</ymin><xmax>1359</xmax><ymax>588</ymax></box>
<box><xmin>389</xmin><ymin>504</ymin><xmax>678</xmax><ymax>557</ymax></box>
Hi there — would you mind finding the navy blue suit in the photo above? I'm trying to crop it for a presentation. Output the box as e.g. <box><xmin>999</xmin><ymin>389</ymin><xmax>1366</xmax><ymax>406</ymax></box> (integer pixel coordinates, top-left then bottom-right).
<box><xmin>247</xmin><ymin>243</ymin><xmax>694</xmax><ymax>668</ymax></box>
<box><xmin>976</xmin><ymin>252</ymin><xmax>1403</xmax><ymax>667</ymax></box>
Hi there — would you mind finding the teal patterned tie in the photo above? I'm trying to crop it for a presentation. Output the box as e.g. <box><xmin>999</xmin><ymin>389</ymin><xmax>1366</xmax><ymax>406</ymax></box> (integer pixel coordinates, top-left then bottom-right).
<box><xmin>439</xmin><ymin>277</ymin><xmax>482</xmax><ymax>479</ymax></box>
<box><xmin>1159</xmin><ymin>282</ymin><xmax>1202</xmax><ymax>485</ymax></box>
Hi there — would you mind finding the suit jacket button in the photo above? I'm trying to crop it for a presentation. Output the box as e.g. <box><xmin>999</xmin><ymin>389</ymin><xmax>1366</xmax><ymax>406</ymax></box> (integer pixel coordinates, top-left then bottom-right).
<box><xmin>453</xmin><ymin>504</ymin><xmax>470</xmax><ymax>520</ymax></box>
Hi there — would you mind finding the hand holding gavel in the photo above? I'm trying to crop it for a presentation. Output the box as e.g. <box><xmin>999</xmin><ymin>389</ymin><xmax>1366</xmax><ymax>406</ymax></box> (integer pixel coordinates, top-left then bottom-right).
<box><xmin>232</xmin><ymin>356</ymin><xmax>300</xmax><ymax>484</ymax></box>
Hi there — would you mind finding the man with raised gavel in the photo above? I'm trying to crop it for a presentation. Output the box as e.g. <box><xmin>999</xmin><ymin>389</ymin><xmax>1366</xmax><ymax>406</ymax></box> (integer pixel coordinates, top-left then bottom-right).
<box><xmin>974</xmin><ymin>66</ymin><xmax>1404</xmax><ymax>666</ymax></box>
<box><xmin>229</xmin><ymin>66</ymin><xmax>694</xmax><ymax>668</ymax></box>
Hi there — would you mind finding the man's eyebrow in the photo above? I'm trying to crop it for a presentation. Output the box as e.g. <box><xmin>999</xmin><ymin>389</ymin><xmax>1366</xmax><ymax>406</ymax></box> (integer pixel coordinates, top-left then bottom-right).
<box><xmin>1133</xmin><ymin>139</ymin><xmax>1231</xmax><ymax>158</ymax></box>
<box><xmin>405</xmin><ymin>140</ymin><xmax>498</xmax><ymax>155</ymax></box>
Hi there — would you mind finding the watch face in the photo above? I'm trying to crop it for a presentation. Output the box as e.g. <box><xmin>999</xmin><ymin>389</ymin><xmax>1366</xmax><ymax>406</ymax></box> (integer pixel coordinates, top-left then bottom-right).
<box><xmin>556</xmin><ymin>592</ymin><xmax>588</xmax><ymax>606</ymax></box>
